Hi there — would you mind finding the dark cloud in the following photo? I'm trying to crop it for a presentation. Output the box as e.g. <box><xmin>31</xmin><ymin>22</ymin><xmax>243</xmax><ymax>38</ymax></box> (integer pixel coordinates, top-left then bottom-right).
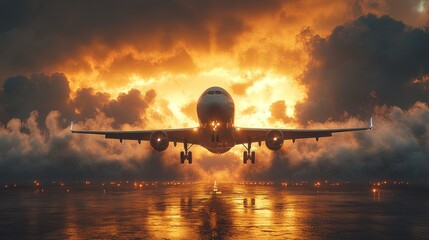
<box><xmin>215</xmin><ymin>17</ymin><xmax>248</xmax><ymax>50</ymax></box>
<box><xmin>0</xmin><ymin>73</ymin><xmax>72</xmax><ymax>126</ymax></box>
<box><xmin>296</xmin><ymin>14</ymin><xmax>429</xmax><ymax>124</ymax></box>
<box><xmin>104</xmin><ymin>89</ymin><xmax>155</xmax><ymax>127</ymax></box>
<box><xmin>351</xmin><ymin>0</ymin><xmax>429</xmax><ymax>27</ymax></box>
<box><xmin>0</xmin><ymin>73</ymin><xmax>157</xmax><ymax>128</ymax></box>
<box><xmin>72</xmin><ymin>88</ymin><xmax>110</xmax><ymax>119</ymax></box>
<box><xmin>0</xmin><ymin>0</ymin><xmax>283</xmax><ymax>80</ymax></box>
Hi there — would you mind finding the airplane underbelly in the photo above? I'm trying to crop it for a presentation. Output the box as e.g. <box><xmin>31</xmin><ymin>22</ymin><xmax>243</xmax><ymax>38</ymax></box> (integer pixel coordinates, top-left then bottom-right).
<box><xmin>200</xmin><ymin>130</ymin><xmax>235</xmax><ymax>154</ymax></box>
<box><xmin>205</xmin><ymin>146</ymin><xmax>232</xmax><ymax>154</ymax></box>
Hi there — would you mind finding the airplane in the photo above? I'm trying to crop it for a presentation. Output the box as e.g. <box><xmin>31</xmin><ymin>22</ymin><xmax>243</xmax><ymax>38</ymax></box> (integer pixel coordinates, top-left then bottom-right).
<box><xmin>71</xmin><ymin>86</ymin><xmax>372</xmax><ymax>164</ymax></box>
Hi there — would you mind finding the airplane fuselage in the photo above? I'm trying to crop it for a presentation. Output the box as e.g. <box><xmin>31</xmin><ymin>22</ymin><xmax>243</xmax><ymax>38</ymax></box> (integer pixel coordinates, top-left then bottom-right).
<box><xmin>196</xmin><ymin>87</ymin><xmax>236</xmax><ymax>153</ymax></box>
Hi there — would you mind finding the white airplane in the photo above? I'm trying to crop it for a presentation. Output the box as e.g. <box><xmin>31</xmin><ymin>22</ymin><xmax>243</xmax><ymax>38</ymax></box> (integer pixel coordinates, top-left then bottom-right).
<box><xmin>71</xmin><ymin>86</ymin><xmax>372</xmax><ymax>164</ymax></box>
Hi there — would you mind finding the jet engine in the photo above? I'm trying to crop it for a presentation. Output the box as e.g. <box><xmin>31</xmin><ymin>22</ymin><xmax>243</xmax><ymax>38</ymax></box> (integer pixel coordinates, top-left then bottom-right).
<box><xmin>150</xmin><ymin>131</ymin><xmax>169</xmax><ymax>151</ymax></box>
<box><xmin>265</xmin><ymin>130</ymin><xmax>284</xmax><ymax>151</ymax></box>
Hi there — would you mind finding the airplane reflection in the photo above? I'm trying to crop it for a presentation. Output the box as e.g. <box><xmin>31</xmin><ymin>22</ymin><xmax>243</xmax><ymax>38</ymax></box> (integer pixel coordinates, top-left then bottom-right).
<box><xmin>243</xmin><ymin>197</ymin><xmax>256</xmax><ymax>208</ymax></box>
<box><xmin>199</xmin><ymin>192</ymin><xmax>233</xmax><ymax>239</ymax></box>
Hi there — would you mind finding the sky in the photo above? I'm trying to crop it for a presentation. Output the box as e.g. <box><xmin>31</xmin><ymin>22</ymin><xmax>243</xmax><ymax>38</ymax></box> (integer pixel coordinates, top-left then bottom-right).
<box><xmin>0</xmin><ymin>0</ymin><xmax>429</xmax><ymax>183</ymax></box>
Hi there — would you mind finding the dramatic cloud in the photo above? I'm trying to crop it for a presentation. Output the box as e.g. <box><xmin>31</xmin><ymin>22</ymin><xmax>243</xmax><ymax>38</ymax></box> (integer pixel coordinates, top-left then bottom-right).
<box><xmin>297</xmin><ymin>14</ymin><xmax>429</xmax><ymax>124</ymax></box>
<box><xmin>104</xmin><ymin>89</ymin><xmax>155</xmax><ymax>127</ymax></box>
<box><xmin>0</xmin><ymin>73</ymin><xmax>72</xmax><ymax>126</ymax></box>
<box><xmin>0</xmin><ymin>73</ymin><xmax>157</xmax><ymax>129</ymax></box>
<box><xmin>72</xmin><ymin>88</ymin><xmax>110</xmax><ymax>120</ymax></box>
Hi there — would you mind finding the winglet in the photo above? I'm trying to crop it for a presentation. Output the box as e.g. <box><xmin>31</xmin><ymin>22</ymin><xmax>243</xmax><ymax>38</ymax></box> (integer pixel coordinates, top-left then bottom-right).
<box><xmin>369</xmin><ymin>117</ymin><xmax>373</xmax><ymax>130</ymax></box>
<box><xmin>70</xmin><ymin>122</ymin><xmax>74</xmax><ymax>132</ymax></box>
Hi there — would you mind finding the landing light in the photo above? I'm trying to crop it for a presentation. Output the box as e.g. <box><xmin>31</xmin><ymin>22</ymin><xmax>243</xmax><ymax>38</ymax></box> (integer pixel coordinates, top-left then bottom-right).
<box><xmin>273</xmin><ymin>137</ymin><xmax>278</xmax><ymax>141</ymax></box>
<box><xmin>157</xmin><ymin>138</ymin><xmax>161</xmax><ymax>142</ymax></box>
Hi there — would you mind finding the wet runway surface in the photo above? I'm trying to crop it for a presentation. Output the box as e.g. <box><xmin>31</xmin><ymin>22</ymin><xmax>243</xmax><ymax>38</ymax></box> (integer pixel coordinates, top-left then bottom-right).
<box><xmin>1</xmin><ymin>182</ymin><xmax>429</xmax><ymax>239</ymax></box>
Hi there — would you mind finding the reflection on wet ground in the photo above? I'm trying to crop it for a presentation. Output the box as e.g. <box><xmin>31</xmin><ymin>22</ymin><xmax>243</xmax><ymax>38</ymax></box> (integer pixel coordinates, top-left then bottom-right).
<box><xmin>1</xmin><ymin>182</ymin><xmax>429</xmax><ymax>239</ymax></box>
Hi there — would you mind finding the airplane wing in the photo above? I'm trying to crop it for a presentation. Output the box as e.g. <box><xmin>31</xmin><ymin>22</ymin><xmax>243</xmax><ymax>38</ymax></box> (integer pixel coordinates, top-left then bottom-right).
<box><xmin>234</xmin><ymin>118</ymin><xmax>373</xmax><ymax>145</ymax></box>
<box><xmin>70</xmin><ymin>123</ymin><xmax>200</xmax><ymax>144</ymax></box>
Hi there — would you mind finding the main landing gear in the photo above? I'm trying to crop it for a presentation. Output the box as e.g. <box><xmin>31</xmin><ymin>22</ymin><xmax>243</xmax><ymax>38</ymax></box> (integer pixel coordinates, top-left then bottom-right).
<box><xmin>180</xmin><ymin>141</ymin><xmax>193</xmax><ymax>164</ymax></box>
<box><xmin>242</xmin><ymin>141</ymin><xmax>255</xmax><ymax>164</ymax></box>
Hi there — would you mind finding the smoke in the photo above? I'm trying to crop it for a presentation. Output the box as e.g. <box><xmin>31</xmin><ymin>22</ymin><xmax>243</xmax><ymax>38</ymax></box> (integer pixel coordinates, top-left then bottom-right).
<box><xmin>241</xmin><ymin>102</ymin><xmax>429</xmax><ymax>183</ymax></box>
<box><xmin>0</xmin><ymin>110</ymin><xmax>202</xmax><ymax>183</ymax></box>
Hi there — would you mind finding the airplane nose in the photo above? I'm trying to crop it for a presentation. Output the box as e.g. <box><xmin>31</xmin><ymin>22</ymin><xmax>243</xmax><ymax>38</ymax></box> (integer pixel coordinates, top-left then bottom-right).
<box><xmin>199</xmin><ymin>100</ymin><xmax>222</xmax><ymax>117</ymax></box>
<box><xmin>197</xmin><ymin>95</ymin><xmax>233</xmax><ymax>123</ymax></box>
<box><xmin>205</xmin><ymin>100</ymin><xmax>222</xmax><ymax>113</ymax></box>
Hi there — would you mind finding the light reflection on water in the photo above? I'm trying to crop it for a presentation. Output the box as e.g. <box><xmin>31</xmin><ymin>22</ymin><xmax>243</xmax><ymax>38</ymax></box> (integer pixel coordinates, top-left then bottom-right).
<box><xmin>1</xmin><ymin>183</ymin><xmax>429</xmax><ymax>239</ymax></box>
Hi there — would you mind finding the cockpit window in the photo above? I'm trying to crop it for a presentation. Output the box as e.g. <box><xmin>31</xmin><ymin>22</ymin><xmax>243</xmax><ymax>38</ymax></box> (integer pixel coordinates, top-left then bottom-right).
<box><xmin>205</xmin><ymin>90</ymin><xmax>224</xmax><ymax>95</ymax></box>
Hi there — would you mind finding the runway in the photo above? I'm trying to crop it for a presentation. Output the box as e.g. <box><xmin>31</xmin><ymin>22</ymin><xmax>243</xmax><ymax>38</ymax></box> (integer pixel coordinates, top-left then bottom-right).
<box><xmin>1</xmin><ymin>181</ymin><xmax>428</xmax><ymax>239</ymax></box>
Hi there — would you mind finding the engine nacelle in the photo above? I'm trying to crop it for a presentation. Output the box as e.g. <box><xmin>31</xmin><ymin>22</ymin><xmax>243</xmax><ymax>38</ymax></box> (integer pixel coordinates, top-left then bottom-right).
<box><xmin>150</xmin><ymin>131</ymin><xmax>169</xmax><ymax>151</ymax></box>
<box><xmin>265</xmin><ymin>130</ymin><xmax>284</xmax><ymax>151</ymax></box>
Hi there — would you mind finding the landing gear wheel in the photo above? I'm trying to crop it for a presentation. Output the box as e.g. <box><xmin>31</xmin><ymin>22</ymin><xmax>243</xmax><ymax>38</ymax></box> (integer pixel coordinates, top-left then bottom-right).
<box><xmin>188</xmin><ymin>151</ymin><xmax>192</xmax><ymax>164</ymax></box>
<box><xmin>180</xmin><ymin>141</ymin><xmax>194</xmax><ymax>164</ymax></box>
<box><xmin>243</xmin><ymin>151</ymin><xmax>248</xmax><ymax>164</ymax></box>
<box><xmin>180</xmin><ymin>151</ymin><xmax>185</xmax><ymax>164</ymax></box>
<box><xmin>251</xmin><ymin>151</ymin><xmax>256</xmax><ymax>164</ymax></box>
